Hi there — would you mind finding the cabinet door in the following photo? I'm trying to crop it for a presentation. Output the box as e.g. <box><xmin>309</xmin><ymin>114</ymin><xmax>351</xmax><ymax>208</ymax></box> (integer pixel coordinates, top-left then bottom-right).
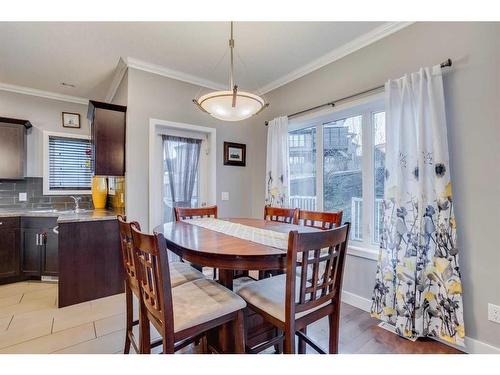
<box><xmin>22</xmin><ymin>229</ymin><xmax>41</xmax><ymax>276</ymax></box>
<box><xmin>42</xmin><ymin>231</ymin><xmax>58</xmax><ymax>276</ymax></box>
<box><xmin>93</xmin><ymin>108</ymin><xmax>126</xmax><ymax>176</ymax></box>
<box><xmin>0</xmin><ymin>228</ymin><xmax>20</xmax><ymax>278</ymax></box>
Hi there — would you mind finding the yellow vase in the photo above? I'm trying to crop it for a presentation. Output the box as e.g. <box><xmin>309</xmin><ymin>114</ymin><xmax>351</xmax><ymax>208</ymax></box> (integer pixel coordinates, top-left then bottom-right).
<box><xmin>91</xmin><ymin>176</ymin><xmax>108</xmax><ymax>209</ymax></box>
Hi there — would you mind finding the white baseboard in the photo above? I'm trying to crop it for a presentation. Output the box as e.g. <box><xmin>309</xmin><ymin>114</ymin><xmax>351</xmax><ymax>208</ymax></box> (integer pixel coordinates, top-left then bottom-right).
<box><xmin>341</xmin><ymin>290</ymin><xmax>372</xmax><ymax>312</ymax></box>
<box><xmin>341</xmin><ymin>289</ymin><xmax>500</xmax><ymax>354</ymax></box>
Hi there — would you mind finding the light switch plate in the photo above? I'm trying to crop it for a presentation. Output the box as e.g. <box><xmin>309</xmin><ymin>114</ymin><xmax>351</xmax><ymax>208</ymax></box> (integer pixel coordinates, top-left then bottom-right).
<box><xmin>221</xmin><ymin>192</ymin><xmax>229</xmax><ymax>201</ymax></box>
<box><xmin>18</xmin><ymin>192</ymin><xmax>27</xmax><ymax>202</ymax></box>
<box><xmin>488</xmin><ymin>303</ymin><xmax>500</xmax><ymax>324</ymax></box>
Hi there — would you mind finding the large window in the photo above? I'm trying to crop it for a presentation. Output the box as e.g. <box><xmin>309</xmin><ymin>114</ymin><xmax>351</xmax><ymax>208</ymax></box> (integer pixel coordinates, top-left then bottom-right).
<box><xmin>288</xmin><ymin>97</ymin><xmax>385</xmax><ymax>248</ymax></box>
<box><xmin>43</xmin><ymin>132</ymin><xmax>92</xmax><ymax>195</ymax></box>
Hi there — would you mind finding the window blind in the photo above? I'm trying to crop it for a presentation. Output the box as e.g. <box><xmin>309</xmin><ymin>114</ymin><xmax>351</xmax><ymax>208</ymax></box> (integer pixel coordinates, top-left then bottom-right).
<box><xmin>48</xmin><ymin>136</ymin><xmax>92</xmax><ymax>190</ymax></box>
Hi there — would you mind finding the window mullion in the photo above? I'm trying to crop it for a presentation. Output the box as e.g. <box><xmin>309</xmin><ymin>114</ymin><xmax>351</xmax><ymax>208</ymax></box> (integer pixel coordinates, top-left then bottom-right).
<box><xmin>361</xmin><ymin>111</ymin><xmax>374</xmax><ymax>245</ymax></box>
<box><xmin>316</xmin><ymin>123</ymin><xmax>323</xmax><ymax>211</ymax></box>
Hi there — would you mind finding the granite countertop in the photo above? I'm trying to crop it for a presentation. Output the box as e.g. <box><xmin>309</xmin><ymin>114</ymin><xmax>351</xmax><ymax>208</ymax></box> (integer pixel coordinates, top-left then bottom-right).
<box><xmin>0</xmin><ymin>208</ymin><xmax>122</xmax><ymax>223</ymax></box>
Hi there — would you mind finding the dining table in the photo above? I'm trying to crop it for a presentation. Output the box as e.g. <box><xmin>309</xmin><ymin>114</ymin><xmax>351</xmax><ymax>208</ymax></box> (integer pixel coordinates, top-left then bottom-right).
<box><xmin>153</xmin><ymin>217</ymin><xmax>321</xmax><ymax>353</ymax></box>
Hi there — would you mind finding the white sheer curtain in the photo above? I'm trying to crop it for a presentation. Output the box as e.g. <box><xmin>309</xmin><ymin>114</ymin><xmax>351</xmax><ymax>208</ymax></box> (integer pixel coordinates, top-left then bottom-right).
<box><xmin>265</xmin><ymin>116</ymin><xmax>289</xmax><ymax>207</ymax></box>
<box><xmin>371</xmin><ymin>66</ymin><xmax>465</xmax><ymax>346</ymax></box>
<box><xmin>162</xmin><ymin>135</ymin><xmax>202</xmax><ymax>222</ymax></box>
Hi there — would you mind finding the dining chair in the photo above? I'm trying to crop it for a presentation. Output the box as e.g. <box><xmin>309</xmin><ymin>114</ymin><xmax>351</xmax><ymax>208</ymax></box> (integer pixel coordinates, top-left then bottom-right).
<box><xmin>117</xmin><ymin>215</ymin><xmax>205</xmax><ymax>354</ymax></box>
<box><xmin>131</xmin><ymin>223</ymin><xmax>247</xmax><ymax>354</ymax></box>
<box><xmin>174</xmin><ymin>205</ymin><xmax>218</xmax><ymax>279</ymax></box>
<box><xmin>237</xmin><ymin>223</ymin><xmax>350</xmax><ymax>354</ymax></box>
<box><xmin>263</xmin><ymin>206</ymin><xmax>299</xmax><ymax>224</ymax></box>
<box><xmin>297</xmin><ymin>209</ymin><xmax>343</xmax><ymax>230</ymax></box>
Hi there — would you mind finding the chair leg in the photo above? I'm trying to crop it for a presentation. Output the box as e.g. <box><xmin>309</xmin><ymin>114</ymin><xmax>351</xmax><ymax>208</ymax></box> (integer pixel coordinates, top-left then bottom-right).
<box><xmin>124</xmin><ymin>283</ymin><xmax>132</xmax><ymax>354</ymax></box>
<box><xmin>283</xmin><ymin>328</ymin><xmax>295</xmax><ymax>354</ymax></box>
<box><xmin>139</xmin><ymin>304</ymin><xmax>151</xmax><ymax>354</ymax></box>
<box><xmin>232</xmin><ymin>310</ymin><xmax>246</xmax><ymax>353</ymax></box>
<box><xmin>328</xmin><ymin>303</ymin><xmax>340</xmax><ymax>354</ymax></box>
<box><xmin>298</xmin><ymin>327</ymin><xmax>307</xmax><ymax>354</ymax></box>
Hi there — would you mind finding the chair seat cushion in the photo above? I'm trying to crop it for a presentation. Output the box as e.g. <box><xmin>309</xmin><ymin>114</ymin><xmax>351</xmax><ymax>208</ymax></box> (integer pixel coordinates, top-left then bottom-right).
<box><xmin>169</xmin><ymin>261</ymin><xmax>205</xmax><ymax>287</ymax></box>
<box><xmin>172</xmin><ymin>278</ymin><xmax>246</xmax><ymax>333</ymax></box>
<box><xmin>237</xmin><ymin>274</ymin><xmax>329</xmax><ymax>323</ymax></box>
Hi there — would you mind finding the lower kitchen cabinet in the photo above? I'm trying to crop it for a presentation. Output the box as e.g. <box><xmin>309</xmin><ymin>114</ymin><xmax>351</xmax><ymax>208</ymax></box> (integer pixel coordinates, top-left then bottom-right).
<box><xmin>0</xmin><ymin>216</ymin><xmax>58</xmax><ymax>284</ymax></box>
<box><xmin>0</xmin><ymin>217</ymin><xmax>20</xmax><ymax>279</ymax></box>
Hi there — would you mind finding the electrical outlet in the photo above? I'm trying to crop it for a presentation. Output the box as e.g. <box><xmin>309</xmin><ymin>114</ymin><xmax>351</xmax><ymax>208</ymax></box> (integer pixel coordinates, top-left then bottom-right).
<box><xmin>221</xmin><ymin>192</ymin><xmax>229</xmax><ymax>201</ymax></box>
<box><xmin>18</xmin><ymin>192</ymin><xmax>27</xmax><ymax>202</ymax></box>
<box><xmin>488</xmin><ymin>303</ymin><xmax>500</xmax><ymax>324</ymax></box>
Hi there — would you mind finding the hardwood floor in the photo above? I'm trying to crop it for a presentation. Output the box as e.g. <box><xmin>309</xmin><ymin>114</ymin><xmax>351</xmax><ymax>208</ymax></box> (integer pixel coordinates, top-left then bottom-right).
<box><xmin>0</xmin><ymin>280</ymin><xmax>463</xmax><ymax>354</ymax></box>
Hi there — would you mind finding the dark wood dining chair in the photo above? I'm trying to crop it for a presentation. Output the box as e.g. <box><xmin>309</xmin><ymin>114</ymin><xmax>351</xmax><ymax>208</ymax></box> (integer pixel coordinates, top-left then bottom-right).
<box><xmin>297</xmin><ymin>209</ymin><xmax>343</xmax><ymax>230</ymax></box>
<box><xmin>174</xmin><ymin>205</ymin><xmax>218</xmax><ymax>278</ymax></box>
<box><xmin>237</xmin><ymin>223</ymin><xmax>350</xmax><ymax>354</ymax></box>
<box><xmin>117</xmin><ymin>215</ymin><xmax>205</xmax><ymax>354</ymax></box>
<box><xmin>130</xmin><ymin>223</ymin><xmax>247</xmax><ymax>354</ymax></box>
<box><xmin>264</xmin><ymin>206</ymin><xmax>299</xmax><ymax>224</ymax></box>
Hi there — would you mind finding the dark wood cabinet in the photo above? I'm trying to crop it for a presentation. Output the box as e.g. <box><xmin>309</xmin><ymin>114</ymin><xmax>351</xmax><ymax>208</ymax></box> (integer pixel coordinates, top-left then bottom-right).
<box><xmin>0</xmin><ymin>117</ymin><xmax>31</xmax><ymax>179</ymax></box>
<box><xmin>21</xmin><ymin>217</ymin><xmax>58</xmax><ymax>277</ymax></box>
<box><xmin>21</xmin><ymin>228</ymin><xmax>42</xmax><ymax>276</ymax></box>
<box><xmin>88</xmin><ymin>101</ymin><xmax>126</xmax><ymax>176</ymax></box>
<box><xmin>0</xmin><ymin>218</ymin><xmax>20</xmax><ymax>279</ymax></box>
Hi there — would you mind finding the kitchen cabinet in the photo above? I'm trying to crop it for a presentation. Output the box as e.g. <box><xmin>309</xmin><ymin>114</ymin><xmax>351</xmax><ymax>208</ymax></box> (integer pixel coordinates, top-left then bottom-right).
<box><xmin>0</xmin><ymin>117</ymin><xmax>31</xmax><ymax>179</ymax></box>
<box><xmin>21</xmin><ymin>217</ymin><xmax>58</xmax><ymax>277</ymax></box>
<box><xmin>87</xmin><ymin>100</ymin><xmax>126</xmax><ymax>176</ymax></box>
<box><xmin>0</xmin><ymin>217</ymin><xmax>20</xmax><ymax>279</ymax></box>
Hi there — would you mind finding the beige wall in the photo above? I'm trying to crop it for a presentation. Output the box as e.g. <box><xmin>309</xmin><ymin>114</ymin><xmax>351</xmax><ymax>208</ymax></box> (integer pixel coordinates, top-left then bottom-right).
<box><xmin>124</xmin><ymin>68</ymin><xmax>255</xmax><ymax>228</ymax></box>
<box><xmin>248</xmin><ymin>22</ymin><xmax>500</xmax><ymax>350</ymax></box>
<box><xmin>0</xmin><ymin>90</ymin><xmax>89</xmax><ymax>177</ymax></box>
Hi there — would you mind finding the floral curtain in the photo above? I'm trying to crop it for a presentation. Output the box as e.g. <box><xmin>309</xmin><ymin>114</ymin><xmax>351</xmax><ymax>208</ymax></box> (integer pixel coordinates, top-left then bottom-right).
<box><xmin>371</xmin><ymin>66</ymin><xmax>465</xmax><ymax>346</ymax></box>
<box><xmin>265</xmin><ymin>116</ymin><xmax>289</xmax><ymax>207</ymax></box>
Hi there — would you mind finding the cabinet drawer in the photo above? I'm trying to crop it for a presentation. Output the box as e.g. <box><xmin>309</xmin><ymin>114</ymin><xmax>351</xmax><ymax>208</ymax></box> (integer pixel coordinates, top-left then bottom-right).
<box><xmin>0</xmin><ymin>217</ymin><xmax>20</xmax><ymax>229</ymax></box>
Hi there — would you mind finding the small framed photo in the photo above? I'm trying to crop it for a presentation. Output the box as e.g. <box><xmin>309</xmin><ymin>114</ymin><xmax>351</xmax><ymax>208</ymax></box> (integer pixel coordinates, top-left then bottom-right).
<box><xmin>62</xmin><ymin>112</ymin><xmax>81</xmax><ymax>128</ymax></box>
<box><xmin>224</xmin><ymin>142</ymin><xmax>246</xmax><ymax>167</ymax></box>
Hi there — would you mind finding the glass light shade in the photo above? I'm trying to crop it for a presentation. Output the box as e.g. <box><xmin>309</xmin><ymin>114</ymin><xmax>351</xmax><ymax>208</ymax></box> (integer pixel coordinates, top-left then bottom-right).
<box><xmin>197</xmin><ymin>90</ymin><xmax>265</xmax><ymax>121</ymax></box>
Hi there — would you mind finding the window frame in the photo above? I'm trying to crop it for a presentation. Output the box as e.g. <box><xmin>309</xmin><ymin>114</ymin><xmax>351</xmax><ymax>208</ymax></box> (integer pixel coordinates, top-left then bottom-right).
<box><xmin>43</xmin><ymin>130</ymin><xmax>92</xmax><ymax>196</ymax></box>
<box><xmin>288</xmin><ymin>93</ymin><xmax>384</xmax><ymax>256</ymax></box>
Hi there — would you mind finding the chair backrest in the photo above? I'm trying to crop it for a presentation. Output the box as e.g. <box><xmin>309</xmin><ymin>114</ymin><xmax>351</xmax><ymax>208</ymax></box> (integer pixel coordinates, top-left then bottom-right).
<box><xmin>297</xmin><ymin>210</ymin><xmax>343</xmax><ymax>230</ymax></box>
<box><xmin>285</xmin><ymin>223</ymin><xmax>350</xmax><ymax>323</ymax></box>
<box><xmin>174</xmin><ymin>205</ymin><xmax>218</xmax><ymax>221</ymax></box>
<box><xmin>130</xmin><ymin>223</ymin><xmax>175</xmax><ymax>345</ymax></box>
<box><xmin>117</xmin><ymin>215</ymin><xmax>141</xmax><ymax>296</ymax></box>
<box><xmin>263</xmin><ymin>206</ymin><xmax>298</xmax><ymax>224</ymax></box>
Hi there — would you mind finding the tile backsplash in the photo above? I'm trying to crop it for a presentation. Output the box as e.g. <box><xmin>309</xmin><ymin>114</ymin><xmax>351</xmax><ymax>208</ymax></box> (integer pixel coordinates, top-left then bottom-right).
<box><xmin>0</xmin><ymin>177</ymin><xmax>93</xmax><ymax>210</ymax></box>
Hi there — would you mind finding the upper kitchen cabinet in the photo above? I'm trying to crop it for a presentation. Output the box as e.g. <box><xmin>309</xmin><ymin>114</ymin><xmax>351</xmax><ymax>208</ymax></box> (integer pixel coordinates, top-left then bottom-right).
<box><xmin>0</xmin><ymin>117</ymin><xmax>32</xmax><ymax>179</ymax></box>
<box><xmin>87</xmin><ymin>101</ymin><xmax>126</xmax><ymax>176</ymax></box>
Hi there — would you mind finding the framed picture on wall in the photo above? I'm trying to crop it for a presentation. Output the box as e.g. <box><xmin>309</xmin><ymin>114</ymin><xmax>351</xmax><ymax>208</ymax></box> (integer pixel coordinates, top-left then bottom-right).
<box><xmin>62</xmin><ymin>112</ymin><xmax>81</xmax><ymax>128</ymax></box>
<box><xmin>223</xmin><ymin>142</ymin><xmax>246</xmax><ymax>167</ymax></box>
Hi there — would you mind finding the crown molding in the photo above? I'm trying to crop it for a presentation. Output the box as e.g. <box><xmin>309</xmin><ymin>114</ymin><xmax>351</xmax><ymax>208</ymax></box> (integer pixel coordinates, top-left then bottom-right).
<box><xmin>258</xmin><ymin>22</ymin><xmax>414</xmax><ymax>94</ymax></box>
<box><xmin>0</xmin><ymin>82</ymin><xmax>88</xmax><ymax>105</ymax></box>
<box><xmin>126</xmin><ymin>57</ymin><xmax>227</xmax><ymax>91</ymax></box>
<box><xmin>105</xmin><ymin>57</ymin><xmax>129</xmax><ymax>102</ymax></box>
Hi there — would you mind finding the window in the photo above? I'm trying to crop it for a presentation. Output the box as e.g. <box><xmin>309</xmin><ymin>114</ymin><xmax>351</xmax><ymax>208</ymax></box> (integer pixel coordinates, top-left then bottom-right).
<box><xmin>43</xmin><ymin>132</ymin><xmax>92</xmax><ymax>195</ymax></box>
<box><xmin>288</xmin><ymin>96</ymin><xmax>385</xmax><ymax>248</ymax></box>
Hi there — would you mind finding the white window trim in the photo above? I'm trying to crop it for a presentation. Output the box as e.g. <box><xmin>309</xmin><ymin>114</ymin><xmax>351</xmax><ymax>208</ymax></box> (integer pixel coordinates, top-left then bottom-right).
<box><xmin>289</xmin><ymin>92</ymin><xmax>384</xmax><ymax>261</ymax></box>
<box><xmin>148</xmin><ymin>119</ymin><xmax>217</xmax><ymax>232</ymax></box>
<box><xmin>42</xmin><ymin>130</ymin><xmax>92</xmax><ymax>196</ymax></box>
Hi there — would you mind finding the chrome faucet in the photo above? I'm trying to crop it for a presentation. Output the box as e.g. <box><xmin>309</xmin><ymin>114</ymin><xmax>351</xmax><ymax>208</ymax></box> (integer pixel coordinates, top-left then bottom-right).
<box><xmin>69</xmin><ymin>196</ymin><xmax>82</xmax><ymax>212</ymax></box>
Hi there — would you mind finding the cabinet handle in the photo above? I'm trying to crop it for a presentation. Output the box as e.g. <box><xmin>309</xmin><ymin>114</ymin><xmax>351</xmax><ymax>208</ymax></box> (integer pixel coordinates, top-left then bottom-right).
<box><xmin>36</xmin><ymin>233</ymin><xmax>40</xmax><ymax>246</ymax></box>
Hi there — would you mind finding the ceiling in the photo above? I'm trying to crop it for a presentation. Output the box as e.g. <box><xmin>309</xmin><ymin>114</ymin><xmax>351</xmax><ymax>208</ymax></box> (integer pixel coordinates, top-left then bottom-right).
<box><xmin>0</xmin><ymin>22</ymin><xmax>406</xmax><ymax>102</ymax></box>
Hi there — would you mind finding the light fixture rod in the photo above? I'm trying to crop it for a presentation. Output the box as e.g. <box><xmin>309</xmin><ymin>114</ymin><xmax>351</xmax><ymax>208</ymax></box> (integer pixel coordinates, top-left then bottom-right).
<box><xmin>229</xmin><ymin>21</ymin><xmax>235</xmax><ymax>89</ymax></box>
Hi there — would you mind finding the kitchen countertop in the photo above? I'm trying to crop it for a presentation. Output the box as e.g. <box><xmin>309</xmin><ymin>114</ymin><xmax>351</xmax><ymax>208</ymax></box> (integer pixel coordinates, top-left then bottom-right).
<box><xmin>0</xmin><ymin>208</ymin><xmax>122</xmax><ymax>223</ymax></box>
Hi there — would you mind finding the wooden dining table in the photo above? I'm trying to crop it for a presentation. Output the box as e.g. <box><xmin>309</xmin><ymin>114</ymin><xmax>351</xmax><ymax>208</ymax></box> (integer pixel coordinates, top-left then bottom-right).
<box><xmin>153</xmin><ymin>217</ymin><xmax>321</xmax><ymax>353</ymax></box>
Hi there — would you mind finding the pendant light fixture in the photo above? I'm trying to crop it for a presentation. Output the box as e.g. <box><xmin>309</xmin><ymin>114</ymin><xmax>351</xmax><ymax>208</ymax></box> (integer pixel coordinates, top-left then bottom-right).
<box><xmin>193</xmin><ymin>22</ymin><xmax>269</xmax><ymax>122</ymax></box>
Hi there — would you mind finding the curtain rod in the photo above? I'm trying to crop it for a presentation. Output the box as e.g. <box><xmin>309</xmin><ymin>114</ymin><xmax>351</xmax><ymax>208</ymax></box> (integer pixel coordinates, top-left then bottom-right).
<box><xmin>264</xmin><ymin>58</ymin><xmax>452</xmax><ymax>126</ymax></box>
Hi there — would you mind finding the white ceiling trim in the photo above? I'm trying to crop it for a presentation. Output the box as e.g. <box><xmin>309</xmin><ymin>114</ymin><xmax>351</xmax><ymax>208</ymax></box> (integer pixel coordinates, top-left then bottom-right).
<box><xmin>126</xmin><ymin>57</ymin><xmax>227</xmax><ymax>91</ymax></box>
<box><xmin>258</xmin><ymin>22</ymin><xmax>414</xmax><ymax>94</ymax></box>
<box><xmin>0</xmin><ymin>81</ymin><xmax>89</xmax><ymax>105</ymax></box>
<box><xmin>105</xmin><ymin>57</ymin><xmax>129</xmax><ymax>102</ymax></box>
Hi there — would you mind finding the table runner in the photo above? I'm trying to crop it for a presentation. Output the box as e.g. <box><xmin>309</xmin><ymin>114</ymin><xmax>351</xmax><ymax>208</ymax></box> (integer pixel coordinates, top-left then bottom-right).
<box><xmin>183</xmin><ymin>218</ymin><xmax>288</xmax><ymax>250</ymax></box>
